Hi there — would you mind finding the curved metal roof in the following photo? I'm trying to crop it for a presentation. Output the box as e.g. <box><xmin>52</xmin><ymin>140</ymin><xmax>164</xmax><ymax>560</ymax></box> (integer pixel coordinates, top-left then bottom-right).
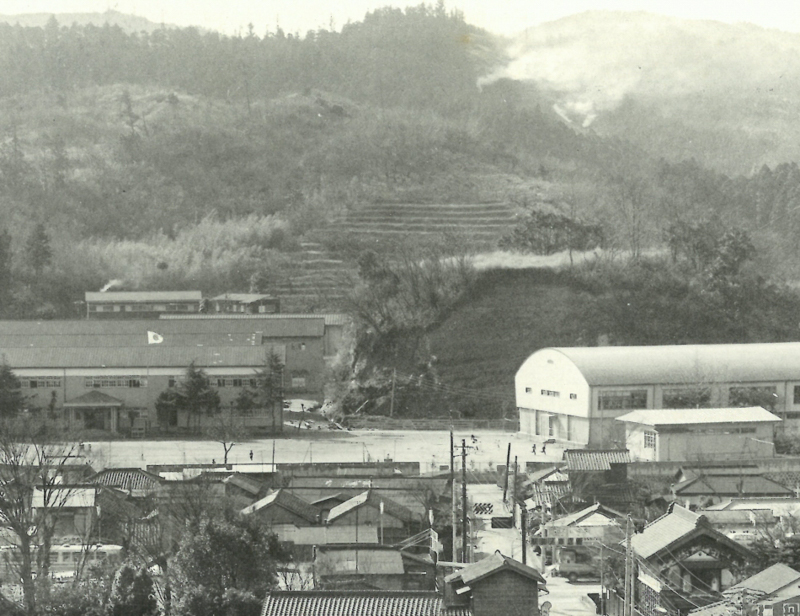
<box><xmin>544</xmin><ymin>343</ymin><xmax>800</xmax><ymax>386</ymax></box>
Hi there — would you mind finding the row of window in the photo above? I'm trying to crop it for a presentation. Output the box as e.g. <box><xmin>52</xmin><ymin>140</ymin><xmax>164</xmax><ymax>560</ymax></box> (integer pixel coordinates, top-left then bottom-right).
<box><xmin>20</xmin><ymin>378</ymin><xmax>62</xmax><ymax>389</ymax></box>
<box><xmin>89</xmin><ymin>303</ymin><xmax>195</xmax><ymax>312</ymax></box>
<box><xmin>86</xmin><ymin>377</ymin><xmax>147</xmax><ymax>388</ymax></box>
<box><xmin>524</xmin><ymin>387</ymin><xmax>578</xmax><ymax>400</ymax></box>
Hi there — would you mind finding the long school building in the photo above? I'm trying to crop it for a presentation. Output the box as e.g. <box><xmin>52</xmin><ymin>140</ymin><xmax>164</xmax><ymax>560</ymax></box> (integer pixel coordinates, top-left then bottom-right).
<box><xmin>0</xmin><ymin>318</ymin><xmax>326</xmax><ymax>434</ymax></box>
<box><xmin>515</xmin><ymin>343</ymin><xmax>800</xmax><ymax>448</ymax></box>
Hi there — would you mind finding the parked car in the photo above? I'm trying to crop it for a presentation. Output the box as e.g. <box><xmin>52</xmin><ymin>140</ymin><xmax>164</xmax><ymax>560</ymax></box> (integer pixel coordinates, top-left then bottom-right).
<box><xmin>553</xmin><ymin>547</ymin><xmax>601</xmax><ymax>583</ymax></box>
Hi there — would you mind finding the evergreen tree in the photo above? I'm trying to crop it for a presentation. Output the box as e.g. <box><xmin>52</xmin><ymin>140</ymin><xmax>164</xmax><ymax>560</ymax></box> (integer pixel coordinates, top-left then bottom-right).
<box><xmin>25</xmin><ymin>223</ymin><xmax>52</xmax><ymax>276</ymax></box>
<box><xmin>0</xmin><ymin>363</ymin><xmax>23</xmax><ymax>419</ymax></box>
<box><xmin>155</xmin><ymin>362</ymin><xmax>220</xmax><ymax>433</ymax></box>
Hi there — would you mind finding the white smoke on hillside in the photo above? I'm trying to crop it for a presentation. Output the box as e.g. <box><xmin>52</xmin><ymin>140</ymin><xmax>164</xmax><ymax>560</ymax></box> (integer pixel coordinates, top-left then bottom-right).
<box><xmin>100</xmin><ymin>279</ymin><xmax>124</xmax><ymax>292</ymax></box>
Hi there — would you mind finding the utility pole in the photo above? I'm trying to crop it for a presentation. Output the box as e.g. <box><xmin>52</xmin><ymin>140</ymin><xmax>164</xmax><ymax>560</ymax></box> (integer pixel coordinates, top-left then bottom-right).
<box><xmin>624</xmin><ymin>514</ymin><xmax>633</xmax><ymax>616</ymax></box>
<box><xmin>389</xmin><ymin>368</ymin><xmax>396</xmax><ymax>417</ymax></box>
<box><xmin>600</xmin><ymin>541</ymin><xmax>605</xmax><ymax>616</ymax></box>
<box><xmin>451</xmin><ymin>430</ymin><xmax>457</xmax><ymax>562</ymax></box>
<box><xmin>462</xmin><ymin>438</ymin><xmax>468</xmax><ymax>563</ymax></box>
<box><xmin>503</xmin><ymin>443</ymin><xmax>511</xmax><ymax>502</ymax></box>
<box><xmin>517</xmin><ymin>456</ymin><xmax>527</xmax><ymax>565</ymax></box>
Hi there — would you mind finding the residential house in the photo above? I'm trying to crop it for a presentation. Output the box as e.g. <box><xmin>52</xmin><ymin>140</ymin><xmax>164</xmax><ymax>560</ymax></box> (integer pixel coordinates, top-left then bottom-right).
<box><xmin>516</xmin><ymin>343</ymin><xmax>800</xmax><ymax>447</ymax></box>
<box><xmin>326</xmin><ymin>491</ymin><xmax>418</xmax><ymax>545</ymax></box>
<box><xmin>616</xmin><ymin>407</ymin><xmax>780</xmax><ymax>461</ymax></box>
<box><xmin>313</xmin><ymin>544</ymin><xmax>436</xmax><ymax>591</ymax></box>
<box><xmin>444</xmin><ymin>552</ymin><xmax>548</xmax><ymax>616</ymax></box>
<box><xmin>631</xmin><ymin>504</ymin><xmax>753</xmax><ymax>616</ymax></box>
<box><xmin>672</xmin><ymin>473</ymin><xmax>793</xmax><ymax>508</ymax></box>
<box><xmin>31</xmin><ymin>486</ymin><xmax>98</xmax><ymax>542</ymax></box>
<box><xmin>241</xmin><ymin>489</ymin><xmax>322</xmax><ymax>527</ymax></box>
<box><xmin>700</xmin><ymin>509</ymin><xmax>779</xmax><ymax>545</ymax></box>
<box><xmin>563</xmin><ymin>449</ymin><xmax>635</xmax><ymax>510</ymax></box>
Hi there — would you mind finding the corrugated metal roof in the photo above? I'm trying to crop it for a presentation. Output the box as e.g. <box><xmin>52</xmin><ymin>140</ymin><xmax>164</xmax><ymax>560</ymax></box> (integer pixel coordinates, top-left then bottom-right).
<box><xmin>545</xmin><ymin>343</ymin><xmax>800</xmax><ymax>386</ymax></box>
<box><xmin>315</xmin><ymin>547</ymin><xmax>405</xmax><ymax>575</ymax></box>
<box><xmin>616</xmin><ymin>407</ymin><xmax>782</xmax><ymax>426</ymax></box>
<box><xmin>85</xmin><ymin>291</ymin><xmax>202</xmax><ymax>302</ymax></box>
<box><xmin>0</xmin><ymin>317</ymin><xmax>323</xmax><ymax>338</ymax></box>
<box><xmin>260</xmin><ymin>591</ymin><xmax>468</xmax><ymax>616</ymax></box>
<box><xmin>89</xmin><ymin>468</ymin><xmax>161</xmax><ymax>493</ymax></box>
<box><xmin>631</xmin><ymin>505</ymin><xmax>701</xmax><ymax>559</ymax></box>
<box><xmin>0</xmin><ymin>346</ymin><xmax>271</xmax><ymax>368</ymax></box>
<box><xmin>564</xmin><ymin>450</ymin><xmax>631</xmax><ymax>471</ymax></box>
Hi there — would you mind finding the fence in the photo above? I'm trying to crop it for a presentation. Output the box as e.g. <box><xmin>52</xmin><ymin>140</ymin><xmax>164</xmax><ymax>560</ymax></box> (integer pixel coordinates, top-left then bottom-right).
<box><xmin>342</xmin><ymin>416</ymin><xmax>519</xmax><ymax>432</ymax></box>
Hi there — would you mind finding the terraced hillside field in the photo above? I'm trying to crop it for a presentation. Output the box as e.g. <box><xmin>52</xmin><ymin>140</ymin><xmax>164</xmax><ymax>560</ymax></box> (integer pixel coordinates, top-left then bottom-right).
<box><xmin>337</xmin><ymin>202</ymin><xmax>518</xmax><ymax>245</ymax></box>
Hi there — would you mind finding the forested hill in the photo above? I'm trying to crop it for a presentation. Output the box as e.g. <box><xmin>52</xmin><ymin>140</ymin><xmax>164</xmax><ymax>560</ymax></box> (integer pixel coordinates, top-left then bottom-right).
<box><xmin>1</xmin><ymin>6</ymin><xmax>800</xmax><ymax>321</ymax></box>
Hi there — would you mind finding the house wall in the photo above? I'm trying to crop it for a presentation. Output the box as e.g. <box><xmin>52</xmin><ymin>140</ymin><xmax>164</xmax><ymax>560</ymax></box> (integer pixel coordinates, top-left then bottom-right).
<box><xmin>624</xmin><ymin>421</ymin><xmax>776</xmax><ymax>461</ymax></box>
<box><xmin>471</xmin><ymin>570</ymin><xmax>539</xmax><ymax>616</ymax></box>
<box><xmin>328</xmin><ymin>506</ymin><xmax>406</xmax><ymax>529</ymax></box>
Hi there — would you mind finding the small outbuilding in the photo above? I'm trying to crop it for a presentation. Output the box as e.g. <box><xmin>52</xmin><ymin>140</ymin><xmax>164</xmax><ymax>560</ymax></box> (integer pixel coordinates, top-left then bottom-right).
<box><xmin>615</xmin><ymin>407</ymin><xmax>781</xmax><ymax>462</ymax></box>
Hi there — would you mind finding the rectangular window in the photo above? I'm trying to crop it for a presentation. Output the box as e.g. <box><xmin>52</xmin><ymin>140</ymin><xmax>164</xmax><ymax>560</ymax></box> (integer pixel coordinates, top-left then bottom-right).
<box><xmin>540</xmin><ymin>389</ymin><xmax>560</xmax><ymax>398</ymax></box>
<box><xmin>569</xmin><ymin>393</ymin><xmax>577</xmax><ymax>400</ymax></box>
<box><xmin>662</xmin><ymin>388</ymin><xmax>711</xmax><ymax>409</ymax></box>
<box><xmin>525</xmin><ymin>387</ymin><xmax>532</xmax><ymax>393</ymax></box>
<box><xmin>729</xmin><ymin>386</ymin><xmax>777</xmax><ymax>411</ymax></box>
<box><xmin>20</xmin><ymin>378</ymin><xmax>62</xmax><ymax>389</ymax></box>
<box><xmin>644</xmin><ymin>431</ymin><xmax>656</xmax><ymax>449</ymax></box>
<box><xmin>598</xmin><ymin>390</ymin><xmax>648</xmax><ymax>411</ymax></box>
<box><xmin>794</xmin><ymin>385</ymin><xmax>800</xmax><ymax>405</ymax></box>
<box><xmin>84</xmin><ymin>376</ymin><xmax>147</xmax><ymax>388</ymax></box>
<box><xmin>291</xmin><ymin>377</ymin><xmax>307</xmax><ymax>390</ymax></box>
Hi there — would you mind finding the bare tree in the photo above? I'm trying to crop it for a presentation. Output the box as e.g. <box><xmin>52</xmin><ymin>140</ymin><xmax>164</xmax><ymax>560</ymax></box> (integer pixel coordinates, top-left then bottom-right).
<box><xmin>204</xmin><ymin>410</ymin><xmax>247</xmax><ymax>465</ymax></box>
<box><xmin>0</xmin><ymin>417</ymin><xmax>86</xmax><ymax>616</ymax></box>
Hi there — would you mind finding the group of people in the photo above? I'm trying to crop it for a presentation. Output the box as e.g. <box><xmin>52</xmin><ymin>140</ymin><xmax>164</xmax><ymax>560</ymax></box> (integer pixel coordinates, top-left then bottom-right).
<box><xmin>531</xmin><ymin>443</ymin><xmax>546</xmax><ymax>455</ymax></box>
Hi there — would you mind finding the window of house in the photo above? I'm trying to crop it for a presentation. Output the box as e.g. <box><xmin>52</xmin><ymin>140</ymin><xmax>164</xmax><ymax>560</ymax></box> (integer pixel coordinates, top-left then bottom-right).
<box><xmin>729</xmin><ymin>386</ymin><xmax>778</xmax><ymax>410</ymax></box>
<box><xmin>598</xmin><ymin>390</ymin><xmax>647</xmax><ymax>411</ymax></box>
<box><xmin>644</xmin><ymin>431</ymin><xmax>656</xmax><ymax>449</ymax></box>
<box><xmin>662</xmin><ymin>387</ymin><xmax>711</xmax><ymax>409</ymax></box>
<box><xmin>525</xmin><ymin>387</ymin><xmax>532</xmax><ymax>393</ymax></box>
<box><xmin>569</xmin><ymin>393</ymin><xmax>577</xmax><ymax>400</ymax></box>
<box><xmin>84</xmin><ymin>376</ymin><xmax>147</xmax><ymax>388</ymax></box>
<box><xmin>291</xmin><ymin>376</ymin><xmax>307</xmax><ymax>390</ymax></box>
<box><xmin>540</xmin><ymin>389</ymin><xmax>560</xmax><ymax>398</ymax></box>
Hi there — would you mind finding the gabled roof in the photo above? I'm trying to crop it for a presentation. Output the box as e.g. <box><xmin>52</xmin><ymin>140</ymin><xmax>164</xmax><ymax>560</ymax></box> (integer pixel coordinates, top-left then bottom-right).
<box><xmin>223</xmin><ymin>473</ymin><xmax>265</xmax><ymax>496</ymax></box>
<box><xmin>445</xmin><ymin>552</ymin><xmax>546</xmax><ymax>586</ymax></box>
<box><xmin>162</xmin><ymin>313</ymin><xmax>349</xmax><ymax>326</ymax></box>
<box><xmin>89</xmin><ymin>468</ymin><xmax>161</xmax><ymax>493</ymax></box>
<box><xmin>211</xmin><ymin>294</ymin><xmax>275</xmax><ymax>303</ymax></box>
<box><xmin>63</xmin><ymin>390</ymin><xmax>124</xmax><ymax>407</ymax></box>
<box><xmin>687</xmin><ymin>599</ymin><xmax>740</xmax><ymax>616</ymax></box>
<box><xmin>728</xmin><ymin>563</ymin><xmax>800</xmax><ymax>594</ymax></box>
<box><xmin>631</xmin><ymin>504</ymin><xmax>752</xmax><ymax>561</ymax></box>
<box><xmin>327</xmin><ymin>491</ymin><xmax>416</xmax><ymax>525</ymax></box>
<box><xmin>674</xmin><ymin>475</ymin><xmax>793</xmax><ymax>497</ymax></box>
<box><xmin>527</xmin><ymin>466</ymin><xmax>567</xmax><ymax>484</ymax></box>
<box><xmin>548</xmin><ymin>503</ymin><xmax>626</xmax><ymax>528</ymax></box>
<box><xmin>564</xmin><ymin>449</ymin><xmax>631</xmax><ymax>471</ymax></box>
<box><xmin>241</xmin><ymin>489</ymin><xmax>320</xmax><ymax>524</ymax></box>
<box><xmin>616</xmin><ymin>407</ymin><xmax>781</xmax><ymax>426</ymax></box>
<box><xmin>260</xmin><ymin>591</ymin><xmax>469</xmax><ymax>616</ymax></box>
<box><xmin>701</xmin><ymin>509</ymin><xmax>778</xmax><ymax>526</ymax></box>
<box><xmin>544</xmin><ymin>343</ymin><xmax>800</xmax><ymax>386</ymax></box>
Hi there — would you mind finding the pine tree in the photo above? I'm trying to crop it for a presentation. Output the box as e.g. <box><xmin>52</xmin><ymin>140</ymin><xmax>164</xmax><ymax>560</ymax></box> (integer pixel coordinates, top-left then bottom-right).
<box><xmin>0</xmin><ymin>363</ymin><xmax>24</xmax><ymax>419</ymax></box>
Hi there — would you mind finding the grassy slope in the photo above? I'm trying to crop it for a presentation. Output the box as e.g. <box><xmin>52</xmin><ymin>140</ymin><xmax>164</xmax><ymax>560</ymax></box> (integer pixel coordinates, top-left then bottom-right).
<box><xmin>428</xmin><ymin>268</ymin><xmax>591</xmax><ymax>400</ymax></box>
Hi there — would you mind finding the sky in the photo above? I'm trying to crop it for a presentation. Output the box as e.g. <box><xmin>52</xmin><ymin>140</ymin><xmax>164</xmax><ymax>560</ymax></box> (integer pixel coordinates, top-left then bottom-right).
<box><xmin>2</xmin><ymin>0</ymin><xmax>800</xmax><ymax>37</ymax></box>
